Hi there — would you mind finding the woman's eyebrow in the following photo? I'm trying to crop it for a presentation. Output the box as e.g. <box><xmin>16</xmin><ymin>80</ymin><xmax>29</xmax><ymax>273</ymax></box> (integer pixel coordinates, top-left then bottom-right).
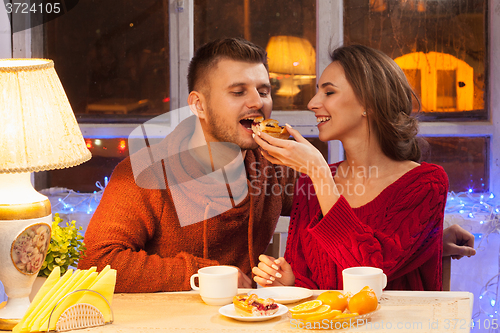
<box><xmin>317</xmin><ymin>82</ymin><xmax>338</xmax><ymax>89</ymax></box>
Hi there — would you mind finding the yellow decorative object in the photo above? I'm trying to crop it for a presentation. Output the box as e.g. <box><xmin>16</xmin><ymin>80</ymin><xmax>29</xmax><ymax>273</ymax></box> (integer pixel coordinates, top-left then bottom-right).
<box><xmin>39</xmin><ymin>272</ymin><xmax>98</xmax><ymax>332</ymax></box>
<box><xmin>20</xmin><ymin>267</ymin><xmax>60</xmax><ymax>327</ymax></box>
<box><xmin>30</xmin><ymin>270</ymin><xmax>84</xmax><ymax>332</ymax></box>
<box><xmin>76</xmin><ymin>268</ymin><xmax>116</xmax><ymax>323</ymax></box>
<box><xmin>15</xmin><ymin>269</ymin><xmax>74</xmax><ymax>333</ymax></box>
<box><xmin>12</xmin><ymin>266</ymin><xmax>116</xmax><ymax>332</ymax></box>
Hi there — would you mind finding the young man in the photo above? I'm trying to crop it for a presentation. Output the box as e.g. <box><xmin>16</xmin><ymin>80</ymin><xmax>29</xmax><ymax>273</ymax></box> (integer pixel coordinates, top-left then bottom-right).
<box><xmin>78</xmin><ymin>38</ymin><xmax>297</xmax><ymax>292</ymax></box>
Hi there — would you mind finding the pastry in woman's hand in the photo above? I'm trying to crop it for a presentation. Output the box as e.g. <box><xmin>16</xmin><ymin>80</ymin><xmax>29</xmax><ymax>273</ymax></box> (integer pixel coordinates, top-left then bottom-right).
<box><xmin>251</xmin><ymin>117</ymin><xmax>290</xmax><ymax>140</ymax></box>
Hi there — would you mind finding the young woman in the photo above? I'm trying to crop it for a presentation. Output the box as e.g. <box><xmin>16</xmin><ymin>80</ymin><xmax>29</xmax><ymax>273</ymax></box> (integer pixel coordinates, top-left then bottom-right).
<box><xmin>252</xmin><ymin>45</ymin><xmax>448</xmax><ymax>291</ymax></box>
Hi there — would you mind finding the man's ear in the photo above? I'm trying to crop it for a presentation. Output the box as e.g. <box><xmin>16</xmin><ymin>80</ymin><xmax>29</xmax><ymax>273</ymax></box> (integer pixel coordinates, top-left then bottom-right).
<box><xmin>188</xmin><ymin>91</ymin><xmax>207</xmax><ymax>120</ymax></box>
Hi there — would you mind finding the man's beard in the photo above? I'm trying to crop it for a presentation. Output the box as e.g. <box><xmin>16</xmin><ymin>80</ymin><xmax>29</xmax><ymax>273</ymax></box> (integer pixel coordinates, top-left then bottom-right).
<box><xmin>205</xmin><ymin>104</ymin><xmax>258</xmax><ymax>150</ymax></box>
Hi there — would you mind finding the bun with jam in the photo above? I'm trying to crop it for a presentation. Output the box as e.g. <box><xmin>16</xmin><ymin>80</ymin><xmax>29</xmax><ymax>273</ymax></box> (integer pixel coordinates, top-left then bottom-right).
<box><xmin>251</xmin><ymin>117</ymin><xmax>290</xmax><ymax>140</ymax></box>
<box><xmin>233</xmin><ymin>294</ymin><xmax>279</xmax><ymax>316</ymax></box>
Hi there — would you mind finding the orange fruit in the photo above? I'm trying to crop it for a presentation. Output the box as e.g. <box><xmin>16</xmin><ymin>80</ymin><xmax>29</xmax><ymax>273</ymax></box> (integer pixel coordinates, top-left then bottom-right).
<box><xmin>289</xmin><ymin>300</ymin><xmax>323</xmax><ymax>313</ymax></box>
<box><xmin>347</xmin><ymin>286</ymin><xmax>378</xmax><ymax>315</ymax></box>
<box><xmin>306</xmin><ymin>309</ymin><xmax>342</xmax><ymax>321</ymax></box>
<box><xmin>317</xmin><ymin>290</ymin><xmax>348</xmax><ymax>312</ymax></box>
<box><xmin>334</xmin><ymin>312</ymin><xmax>359</xmax><ymax>319</ymax></box>
<box><xmin>291</xmin><ymin>305</ymin><xmax>330</xmax><ymax>319</ymax></box>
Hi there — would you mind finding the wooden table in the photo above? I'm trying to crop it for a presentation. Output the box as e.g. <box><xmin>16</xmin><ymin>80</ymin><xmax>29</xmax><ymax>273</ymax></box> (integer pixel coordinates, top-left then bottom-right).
<box><xmin>76</xmin><ymin>289</ymin><xmax>473</xmax><ymax>333</ymax></box>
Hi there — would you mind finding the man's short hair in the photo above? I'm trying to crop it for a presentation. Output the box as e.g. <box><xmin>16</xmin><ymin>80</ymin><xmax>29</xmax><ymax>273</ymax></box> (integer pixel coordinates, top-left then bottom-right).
<box><xmin>187</xmin><ymin>37</ymin><xmax>269</xmax><ymax>93</ymax></box>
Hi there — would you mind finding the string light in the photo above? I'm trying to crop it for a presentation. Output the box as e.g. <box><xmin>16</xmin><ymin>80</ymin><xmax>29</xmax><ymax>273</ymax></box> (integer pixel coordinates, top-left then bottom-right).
<box><xmin>446</xmin><ymin>191</ymin><xmax>500</xmax><ymax>322</ymax></box>
<box><xmin>40</xmin><ymin>180</ymin><xmax>107</xmax><ymax>216</ymax></box>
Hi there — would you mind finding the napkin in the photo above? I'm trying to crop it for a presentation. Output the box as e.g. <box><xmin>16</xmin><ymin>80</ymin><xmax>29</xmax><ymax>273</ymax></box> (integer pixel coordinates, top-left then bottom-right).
<box><xmin>13</xmin><ymin>265</ymin><xmax>116</xmax><ymax>332</ymax></box>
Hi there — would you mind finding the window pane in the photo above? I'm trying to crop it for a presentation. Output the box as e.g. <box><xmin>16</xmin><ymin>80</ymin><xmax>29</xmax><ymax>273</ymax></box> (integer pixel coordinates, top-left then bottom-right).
<box><xmin>42</xmin><ymin>138</ymin><xmax>129</xmax><ymax>193</ymax></box>
<box><xmin>44</xmin><ymin>0</ymin><xmax>169</xmax><ymax>120</ymax></box>
<box><xmin>344</xmin><ymin>0</ymin><xmax>486</xmax><ymax>121</ymax></box>
<box><xmin>421</xmin><ymin>137</ymin><xmax>489</xmax><ymax>192</ymax></box>
<box><xmin>194</xmin><ymin>0</ymin><xmax>316</xmax><ymax>110</ymax></box>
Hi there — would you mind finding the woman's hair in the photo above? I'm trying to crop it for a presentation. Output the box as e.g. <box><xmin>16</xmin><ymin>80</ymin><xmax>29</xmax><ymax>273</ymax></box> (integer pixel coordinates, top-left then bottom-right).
<box><xmin>187</xmin><ymin>37</ymin><xmax>268</xmax><ymax>93</ymax></box>
<box><xmin>330</xmin><ymin>44</ymin><xmax>421</xmax><ymax>162</ymax></box>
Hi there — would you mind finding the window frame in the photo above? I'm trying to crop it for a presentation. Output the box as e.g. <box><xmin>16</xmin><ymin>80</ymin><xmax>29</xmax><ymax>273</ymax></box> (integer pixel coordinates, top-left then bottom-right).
<box><xmin>10</xmin><ymin>0</ymin><xmax>498</xmax><ymax>194</ymax></box>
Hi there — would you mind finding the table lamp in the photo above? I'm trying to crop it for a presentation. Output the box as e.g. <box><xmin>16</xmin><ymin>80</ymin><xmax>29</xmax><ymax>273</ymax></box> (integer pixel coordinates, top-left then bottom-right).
<box><xmin>265</xmin><ymin>36</ymin><xmax>316</xmax><ymax>97</ymax></box>
<box><xmin>0</xmin><ymin>59</ymin><xmax>91</xmax><ymax>330</ymax></box>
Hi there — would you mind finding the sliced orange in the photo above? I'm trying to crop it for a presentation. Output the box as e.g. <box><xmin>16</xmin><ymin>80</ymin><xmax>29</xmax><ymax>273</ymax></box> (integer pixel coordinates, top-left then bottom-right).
<box><xmin>306</xmin><ymin>309</ymin><xmax>342</xmax><ymax>321</ymax></box>
<box><xmin>334</xmin><ymin>312</ymin><xmax>359</xmax><ymax>319</ymax></box>
<box><xmin>291</xmin><ymin>305</ymin><xmax>330</xmax><ymax>319</ymax></box>
<box><xmin>289</xmin><ymin>300</ymin><xmax>323</xmax><ymax>313</ymax></box>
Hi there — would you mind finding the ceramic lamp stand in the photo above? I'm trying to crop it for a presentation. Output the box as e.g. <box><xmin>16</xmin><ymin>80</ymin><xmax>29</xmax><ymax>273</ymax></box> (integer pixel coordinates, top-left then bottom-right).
<box><xmin>0</xmin><ymin>173</ymin><xmax>51</xmax><ymax>331</ymax></box>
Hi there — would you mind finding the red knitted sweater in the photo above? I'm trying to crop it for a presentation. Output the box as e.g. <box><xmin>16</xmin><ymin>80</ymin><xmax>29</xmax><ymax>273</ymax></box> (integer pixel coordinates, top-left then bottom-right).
<box><xmin>285</xmin><ymin>162</ymin><xmax>448</xmax><ymax>291</ymax></box>
<box><xmin>78</xmin><ymin>116</ymin><xmax>296</xmax><ymax>292</ymax></box>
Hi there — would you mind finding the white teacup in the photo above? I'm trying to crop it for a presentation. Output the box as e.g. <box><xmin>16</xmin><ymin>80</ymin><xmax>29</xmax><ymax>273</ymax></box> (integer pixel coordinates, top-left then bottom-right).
<box><xmin>190</xmin><ymin>265</ymin><xmax>238</xmax><ymax>305</ymax></box>
<box><xmin>342</xmin><ymin>266</ymin><xmax>387</xmax><ymax>299</ymax></box>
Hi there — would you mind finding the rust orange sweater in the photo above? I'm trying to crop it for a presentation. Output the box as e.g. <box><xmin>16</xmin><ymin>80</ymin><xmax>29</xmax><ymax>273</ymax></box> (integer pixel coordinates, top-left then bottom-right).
<box><xmin>79</xmin><ymin>116</ymin><xmax>297</xmax><ymax>292</ymax></box>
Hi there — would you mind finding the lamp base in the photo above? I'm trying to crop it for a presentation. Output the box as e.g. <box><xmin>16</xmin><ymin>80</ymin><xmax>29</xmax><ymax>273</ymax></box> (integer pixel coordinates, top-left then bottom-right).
<box><xmin>0</xmin><ymin>317</ymin><xmax>19</xmax><ymax>331</ymax></box>
<box><xmin>0</xmin><ymin>173</ymin><xmax>52</xmax><ymax>327</ymax></box>
<box><xmin>0</xmin><ymin>213</ymin><xmax>51</xmax><ymax>322</ymax></box>
<box><xmin>0</xmin><ymin>205</ymin><xmax>51</xmax><ymax>332</ymax></box>
<box><xmin>0</xmin><ymin>298</ymin><xmax>24</xmax><ymax>330</ymax></box>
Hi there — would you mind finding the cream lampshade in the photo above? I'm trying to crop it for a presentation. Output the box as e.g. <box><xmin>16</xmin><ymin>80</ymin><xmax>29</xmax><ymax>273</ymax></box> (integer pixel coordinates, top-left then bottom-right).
<box><xmin>0</xmin><ymin>59</ymin><xmax>91</xmax><ymax>330</ymax></box>
<box><xmin>266</xmin><ymin>36</ymin><xmax>316</xmax><ymax>97</ymax></box>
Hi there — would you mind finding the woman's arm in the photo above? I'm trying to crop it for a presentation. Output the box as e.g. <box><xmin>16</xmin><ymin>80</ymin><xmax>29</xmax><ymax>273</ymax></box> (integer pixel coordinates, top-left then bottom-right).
<box><xmin>253</xmin><ymin>126</ymin><xmax>340</xmax><ymax>216</ymax></box>
<box><xmin>306</xmin><ymin>166</ymin><xmax>448</xmax><ymax>279</ymax></box>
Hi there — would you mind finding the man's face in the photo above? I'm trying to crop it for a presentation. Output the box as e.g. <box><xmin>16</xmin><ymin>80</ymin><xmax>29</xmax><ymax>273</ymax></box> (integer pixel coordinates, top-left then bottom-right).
<box><xmin>201</xmin><ymin>59</ymin><xmax>272</xmax><ymax>150</ymax></box>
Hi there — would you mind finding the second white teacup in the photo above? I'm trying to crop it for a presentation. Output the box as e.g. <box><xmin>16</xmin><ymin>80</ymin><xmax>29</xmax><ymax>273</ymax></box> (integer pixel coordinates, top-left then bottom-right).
<box><xmin>190</xmin><ymin>265</ymin><xmax>238</xmax><ymax>306</ymax></box>
<box><xmin>342</xmin><ymin>266</ymin><xmax>387</xmax><ymax>299</ymax></box>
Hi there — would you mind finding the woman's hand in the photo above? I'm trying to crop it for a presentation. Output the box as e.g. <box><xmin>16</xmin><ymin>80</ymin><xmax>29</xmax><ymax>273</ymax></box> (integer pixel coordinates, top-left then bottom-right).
<box><xmin>252</xmin><ymin>125</ymin><xmax>330</xmax><ymax>179</ymax></box>
<box><xmin>254</xmin><ymin>124</ymin><xmax>340</xmax><ymax>216</ymax></box>
<box><xmin>252</xmin><ymin>254</ymin><xmax>295</xmax><ymax>287</ymax></box>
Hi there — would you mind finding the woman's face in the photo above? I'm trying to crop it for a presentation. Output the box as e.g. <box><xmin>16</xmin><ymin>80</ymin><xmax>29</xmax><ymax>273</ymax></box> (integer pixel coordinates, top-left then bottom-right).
<box><xmin>308</xmin><ymin>61</ymin><xmax>367</xmax><ymax>142</ymax></box>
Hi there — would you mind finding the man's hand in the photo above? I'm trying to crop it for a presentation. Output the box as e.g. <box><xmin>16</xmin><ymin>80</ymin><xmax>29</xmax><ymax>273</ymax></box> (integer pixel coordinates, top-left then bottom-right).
<box><xmin>443</xmin><ymin>224</ymin><xmax>477</xmax><ymax>259</ymax></box>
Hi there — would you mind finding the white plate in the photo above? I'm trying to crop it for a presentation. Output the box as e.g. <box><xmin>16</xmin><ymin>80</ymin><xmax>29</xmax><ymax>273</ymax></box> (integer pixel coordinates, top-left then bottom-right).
<box><xmin>218</xmin><ymin>303</ymin><xmax>288</xmax><ymax>322</ymax></box>
<box><xmin>248</xmin><ymin>287</ymin><xmax>313</xmax><ymax>304</ymax></box>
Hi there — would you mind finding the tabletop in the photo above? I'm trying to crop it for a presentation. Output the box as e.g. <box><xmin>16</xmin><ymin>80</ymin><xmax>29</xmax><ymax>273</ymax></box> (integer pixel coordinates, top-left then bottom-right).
<box><xmin>76</xmin><ymin>289</ymin><xmax>474</xmax><ymax>333</ymax></box>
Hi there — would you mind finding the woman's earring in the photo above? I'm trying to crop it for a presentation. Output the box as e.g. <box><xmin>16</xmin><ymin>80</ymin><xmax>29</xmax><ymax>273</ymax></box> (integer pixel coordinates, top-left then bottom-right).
<box><xmin>362</xmin><ymin>111</ymin><xmax>367</xmax><ymax>116</ymax></box>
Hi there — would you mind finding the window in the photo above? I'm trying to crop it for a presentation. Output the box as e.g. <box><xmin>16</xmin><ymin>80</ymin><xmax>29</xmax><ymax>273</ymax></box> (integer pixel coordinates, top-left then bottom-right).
<box><xmin>45</xmin><ymin>0</ymin><xmax>170</xmax><ymax>119</ymax></box>
<box><xmin>345</xmin><ymin>0</ymin><xmax>486</xmax><ymax>120</ymax></box>
<box><xmin>194</xmin><ymin>0</ymin><xmax>316</xmax><ymax>111</ymax></box>
<box><xmin>343</xmin><ymin>0</ymin><xmax>498</xmax><ymax>193</ymax></box>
